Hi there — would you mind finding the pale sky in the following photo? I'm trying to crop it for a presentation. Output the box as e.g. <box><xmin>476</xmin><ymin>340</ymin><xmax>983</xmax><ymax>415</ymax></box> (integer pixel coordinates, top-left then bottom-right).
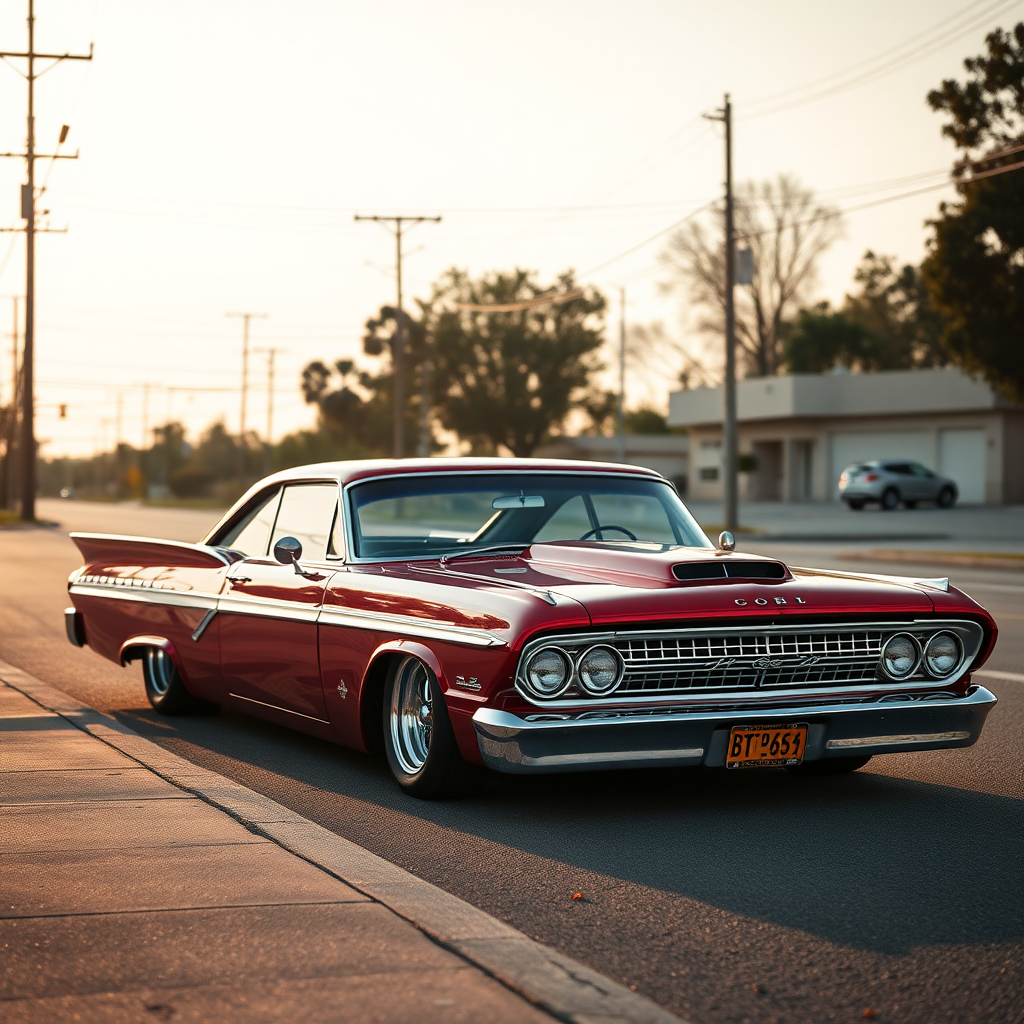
<box><xmin>0</xmin><ymin>0</ymin><xmax>1019</xmax><ymax>457</ymax></box>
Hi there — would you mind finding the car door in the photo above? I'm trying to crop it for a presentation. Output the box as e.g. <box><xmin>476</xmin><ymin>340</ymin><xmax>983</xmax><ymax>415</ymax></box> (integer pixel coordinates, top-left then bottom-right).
<box><xmin>219</xmin><ymin>481</ymin><xmax>342</xmax><ymax>723</ymax></box>
<box><xmin>909</xmin><ymin>462</ymin><xmax>938</xmax><ymax>500</ymax></box>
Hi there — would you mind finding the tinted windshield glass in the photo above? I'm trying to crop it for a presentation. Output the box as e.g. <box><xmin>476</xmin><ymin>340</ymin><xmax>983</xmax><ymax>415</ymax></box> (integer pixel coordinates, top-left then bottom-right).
<box><xmin>348</xmin><ymin>473</ymin><xmax>710</xmax><ymax>560</ymax></box>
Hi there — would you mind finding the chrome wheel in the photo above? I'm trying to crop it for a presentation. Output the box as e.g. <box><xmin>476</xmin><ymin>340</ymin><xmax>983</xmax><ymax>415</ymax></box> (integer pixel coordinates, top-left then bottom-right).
<box><xmin>144</xmin><ymin>648</ymin><xmax>176</xmax><ymax>696</ymax></box>
<box><xmin>389</xmin><ymin>656</ymin><xmax>433</xmax><ymax>775</ymax></box>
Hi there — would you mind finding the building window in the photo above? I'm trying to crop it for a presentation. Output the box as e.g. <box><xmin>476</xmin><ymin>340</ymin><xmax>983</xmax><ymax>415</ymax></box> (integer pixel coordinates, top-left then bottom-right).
<box><xmin>699</xmin><ymin>467</ymin><xmax>720</xmax><ymax>482</ymax></box>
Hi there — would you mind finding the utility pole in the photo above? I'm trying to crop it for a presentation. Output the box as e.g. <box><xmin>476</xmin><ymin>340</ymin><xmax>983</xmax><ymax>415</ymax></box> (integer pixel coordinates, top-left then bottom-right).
<box><xmin>0</xmin><ymin>1</ymin><xmax>92</xmax><ymax>521</ymax></box>
<box><xmin>254</xmin><ymin>346</ymin><xmax>281</xmax><ymax>476</ymax></box>
<box><xmin>3</xmin><ymin>297</ymin><xmax>21</xmax><ymax>509</ymax></box>
<box><xmin>616</xmin><ymin>286</ymin><xmax>626</xmax><ymax>464</ymax></box>
<box><xmin>705</xmin><ymin>94</ymin><xmax>738</xmax><ymax>534</ymax></box>
<box><xmin>226</xmin><ymin>312</ymin><xmax>266</xmax><ymax>484</ymax></box>
<box><xmin>355</xmin><ymin>214</ymin><xmax>441</xmax><ymax>458</ymax></box>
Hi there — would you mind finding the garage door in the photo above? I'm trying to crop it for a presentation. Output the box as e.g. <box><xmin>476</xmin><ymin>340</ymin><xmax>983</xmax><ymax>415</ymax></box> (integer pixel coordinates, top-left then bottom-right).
<box><xmin>939</xmin><ymin>428</ymin><xmax>987</xmax><ymax>504</ymax></box>
<box><xmin>829</xmin><ymin>431</ymin><xmax>934</xmax><ymax>498</ymax></box>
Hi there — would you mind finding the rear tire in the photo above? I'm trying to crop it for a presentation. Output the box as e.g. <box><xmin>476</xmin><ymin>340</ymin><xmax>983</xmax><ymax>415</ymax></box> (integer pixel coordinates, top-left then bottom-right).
<box><xmin>142</xmin><ymin>648</ymin><xmax>217</xmax><ymax>715</ymax></box>
<box><xmin>880</xmin><ymin>487</ymin><xmax>900</xmax><ymax>511</ymax></box>
<box><xmin>846</xmin><ymin>498</ymin><xmax>864</xmax><ymax>511</ymax></box>
<box><xmin>786</xmin><ymin>755</ymin><xmax>872</xmax><ymax>776</ymax></box>
<box><xmin>383</xmin><ymin>655</ymin><xmax>466</xmax><ymax>799</ymax></box>
<box><xmin>937</xmin><ymin>486</ymin><xmax>956</xmax><ymax>508</ymax></box>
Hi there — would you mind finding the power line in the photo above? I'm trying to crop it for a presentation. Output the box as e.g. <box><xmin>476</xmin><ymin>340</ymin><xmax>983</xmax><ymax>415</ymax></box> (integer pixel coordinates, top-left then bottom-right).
<box><xmin>743</xmin><ymin>0</ymin><xmax>1022</xmax><ymax>119</ymax></box>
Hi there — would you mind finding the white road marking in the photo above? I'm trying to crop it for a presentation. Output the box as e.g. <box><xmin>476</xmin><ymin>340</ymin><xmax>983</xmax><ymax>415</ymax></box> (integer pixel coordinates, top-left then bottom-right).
<box><xmin>974</xmin><ymin>669</ymin><xmax>1024</xmax><ymax>684</ymax></box>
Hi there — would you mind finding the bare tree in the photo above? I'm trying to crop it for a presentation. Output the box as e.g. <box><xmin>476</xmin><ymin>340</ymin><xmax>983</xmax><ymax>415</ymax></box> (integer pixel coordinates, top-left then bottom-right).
<box><xmin>661</xmin><ymin>173</ymin><xmax>843</xmax><ymax>377</ymax></box>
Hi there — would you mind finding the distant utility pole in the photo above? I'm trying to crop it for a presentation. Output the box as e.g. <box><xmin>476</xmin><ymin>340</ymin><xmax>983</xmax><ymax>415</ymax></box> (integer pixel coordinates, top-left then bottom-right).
<box><xmin>616</xmin><ymin>286</ymin><xmax>626</xmax><ymax>464</ymax></box>
<box><xmin>704</xmin><ymin>94</ymin><xmax>738</xmax><ymax>534</ymax></box>
<box><xmin>3</xmin><ymin>296</ymin><xmax>21</xmax><ymax>509</ymax></box>
<box><xmin>226</xmin><ymin>312</ymin><xmax>266</xmax><ymax>484</ymax></box>
<box><xmin>254</xmin><ymin>346</ymin><xmax>281</xmax><ymax>476</ymax></box>
<box><xmin>0</xmin><ymin>0</ymin><xmax>92</xmax><ymax>521</ymax></box>
<box><xmin>354</xmin><ymin>214</ymin><xmax>441</xmax><ymax>458</ymax></box>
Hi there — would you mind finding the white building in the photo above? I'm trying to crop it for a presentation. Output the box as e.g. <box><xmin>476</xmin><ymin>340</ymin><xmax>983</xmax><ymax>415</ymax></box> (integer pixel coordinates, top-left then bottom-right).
<box><xmin>667</xmin><ymin>367</ymin><xmax>1024</xmax><ymax>505</ymax></box>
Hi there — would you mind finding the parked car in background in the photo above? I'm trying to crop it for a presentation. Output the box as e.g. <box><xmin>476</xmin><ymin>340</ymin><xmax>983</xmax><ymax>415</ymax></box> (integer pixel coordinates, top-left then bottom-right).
<box><xmin>65</xmin><ymin>459</ymin><xmax>996</xmax><ymax>798</ymax></box>
<box><xmin>839</xmin><ymin>460</ymin><xmax>959</xmax><ymax>510</ymax></box>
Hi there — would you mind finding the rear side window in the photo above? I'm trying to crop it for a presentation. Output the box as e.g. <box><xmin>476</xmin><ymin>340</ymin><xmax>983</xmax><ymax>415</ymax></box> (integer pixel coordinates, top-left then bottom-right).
<box><xmin>218</xmin><ymin>487</ymin><xmax>281</xmax><ymax>556</ymax></box>
<box><xmin>270</xmin><ymin>483</ymin><xmax>340</xmax><ymax>562</ymax></box>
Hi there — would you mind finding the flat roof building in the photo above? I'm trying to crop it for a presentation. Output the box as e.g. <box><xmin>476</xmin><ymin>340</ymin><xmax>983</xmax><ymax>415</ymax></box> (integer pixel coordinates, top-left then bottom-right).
<box><xmin>667</xmin><ymin>367</ymin><xmax>1024</xmax><ymax>505</ymax></box>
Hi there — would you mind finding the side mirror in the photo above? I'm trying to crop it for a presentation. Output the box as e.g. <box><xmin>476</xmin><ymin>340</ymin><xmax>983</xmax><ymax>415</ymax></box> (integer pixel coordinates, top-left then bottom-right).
<box><xmin>273</xmin><ymin>536</ymin><xmax>304</xmax><ymax>574</ymax></box>
<box><xmin>717</xmin><ymin>530</ymin><xmax>736</xmax><ymax>552</ymax></box>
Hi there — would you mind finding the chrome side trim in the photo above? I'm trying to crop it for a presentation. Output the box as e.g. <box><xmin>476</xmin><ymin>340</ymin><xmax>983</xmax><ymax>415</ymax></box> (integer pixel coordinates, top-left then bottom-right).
<box><xmin>317</xmin><ymin>605</ymin><xmax>505</xmax><ymax>648</ymax></box>
<box><xmin>826</xmin><ymin>731</ymin><xmax>970</xmax><ymax>749</ymax></box>
<box><xmin>69</xmin><ymin>582</ymin><xmax>220</xmax><ymax>611</ymax></box>
<box><xmin>191</xmin><ymin>608</ymin><xmax>217</xmax><ymax>642</ymax></box>
<box><xmin>413</xmin><ymin>565</ymin><xmax>558</xmax><ymax>605</ymax></box>
<box><xmin>227</xmin><ymin>692</ymin><xmax>331</xmax><ymax>724</ymax></box>
<box><xmin>218</xmin><ymin>592</ymin><xmax>320</xmax><ymax>624</ymax></box>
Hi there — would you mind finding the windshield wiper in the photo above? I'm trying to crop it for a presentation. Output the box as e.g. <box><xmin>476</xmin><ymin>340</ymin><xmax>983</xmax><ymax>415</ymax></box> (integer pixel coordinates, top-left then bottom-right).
<box><xmin>438</xmin><ymin>544</ymin><xmax>528</xmax><ymax>565</ymax></box>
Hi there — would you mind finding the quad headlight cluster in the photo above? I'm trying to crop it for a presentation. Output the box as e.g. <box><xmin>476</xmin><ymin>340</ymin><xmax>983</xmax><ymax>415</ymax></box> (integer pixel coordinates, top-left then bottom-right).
<box><xmin>521</xmin><ymin>644</ymin><xmax>625</xmax><ymax>700</ymax></box>
<box><xmin>879</xmin><ymin>631</ymin><xmax>964</xmax><ymax>682</ymax></box>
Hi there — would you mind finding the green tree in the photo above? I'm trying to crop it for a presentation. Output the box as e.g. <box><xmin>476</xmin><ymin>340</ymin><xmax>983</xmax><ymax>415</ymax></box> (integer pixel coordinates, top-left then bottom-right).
<box><xmin>922</xmin><ymin>23</ymin><xmax>1024</xmax><ymax>403</ymax></box>
<box><xmin>426</xmin><ymin>269</ymin><xmax>607</xmax><ymax>457</ymax></box>
<box><xmin>784</xmin><ymin>252</ymin><xmax>946</xmax><ymax>373</ymax></box>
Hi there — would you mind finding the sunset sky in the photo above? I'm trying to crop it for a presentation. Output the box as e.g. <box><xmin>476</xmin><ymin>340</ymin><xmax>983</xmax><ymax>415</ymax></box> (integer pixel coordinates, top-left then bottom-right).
<box><xmin>0</xmin><ymin>0</ymin><xmax>1018</xmax><ymax>458</ymax></box>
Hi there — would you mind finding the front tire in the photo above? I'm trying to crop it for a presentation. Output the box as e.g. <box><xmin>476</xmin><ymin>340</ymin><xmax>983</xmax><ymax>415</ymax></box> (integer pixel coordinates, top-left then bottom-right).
<box><xmin>845</xmin><ymin>498</ymin><xmax>864</xmax><ymax>511</ymax></box>
<box><xmin>937</xmin><ymin>486</ymin><xmax>956</xmax><ymax>508</ymax></box>
<box><xmin>383</xmin><ymin>655</ymin><xmax>466</xmax><ymax>798</ymax></box>
<box><xmin>880</xmin><ymin>487</ymin><xmax>900</xmax><ymax>511</ymax></box>
<box><xmin>142</xmin><ymin>648</ymin><xmax>217</xmax><ymax>715</ymax></box>
<box><xmin>787</xmin><ymin>755</ymin><xmax>872</xmax><ymax>776</ymax></box>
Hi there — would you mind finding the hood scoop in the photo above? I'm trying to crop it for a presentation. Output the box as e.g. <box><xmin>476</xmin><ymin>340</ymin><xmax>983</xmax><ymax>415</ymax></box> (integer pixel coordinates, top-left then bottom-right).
<box><xmin>672</xmin><ymin>560</ymin><xmax>787</xmax><ymax>582</ymax></box>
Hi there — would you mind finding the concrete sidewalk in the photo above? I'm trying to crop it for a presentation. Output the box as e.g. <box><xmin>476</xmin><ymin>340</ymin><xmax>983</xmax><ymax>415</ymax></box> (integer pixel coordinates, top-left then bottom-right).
<box><xmin>0</xmin><ymin>670</ymin><xmax>682</xmax><ymax>1024</ymax></box>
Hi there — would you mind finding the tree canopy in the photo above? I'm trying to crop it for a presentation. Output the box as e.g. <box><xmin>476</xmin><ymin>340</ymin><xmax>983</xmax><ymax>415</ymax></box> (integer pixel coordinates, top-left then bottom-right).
<box><xmin>425</xmin><ymin>269</ymin><xmax>608</xmax><ymax>457</ymax></box>
<box><xmin>784</xmin><ymin>251</ymin><xmax>946</xmax><ymax>373</ymax></box>
<box><xmin>922</xmin><ymin>22</ymin><xmax>1024</xmax><ymax>403</ymax></box>
<box><xmin>661</xmin><ymin>173</ymin><xmax>842</xmax><ymax>377</ymax></box>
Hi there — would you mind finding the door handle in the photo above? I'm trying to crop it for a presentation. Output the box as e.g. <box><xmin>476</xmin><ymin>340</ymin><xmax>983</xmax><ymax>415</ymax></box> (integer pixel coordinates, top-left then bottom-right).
<box><xmin>228</xmin><ymin>576</ymin><xmax>252</xmax><ymax>586</ymax></box>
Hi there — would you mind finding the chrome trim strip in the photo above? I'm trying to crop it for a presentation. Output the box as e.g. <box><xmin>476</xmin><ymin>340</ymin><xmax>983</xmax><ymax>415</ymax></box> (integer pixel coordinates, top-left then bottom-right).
<box><xmin>69</xmin><ymin>582</ymin><xmax>220</xmax><ymax>611</ymax></box>
<box><xmin>513</xmin><ymin>619</ymin><xmax>986</xmax><ymax>709</ymax></box>
<box><xmin>218</xmin><ymin>592</ymin><xmax>320</xmax><ymax>624</ymax></box>
<box><xmin>227</xmin><ymin>692</ymin><xmax>331</xmax><ymax>724</ymax></box>
<box><xmin>792</xmin><ymin>566</ymin><xmax>949</xmax><ymax>593</ymax></box>
<box><xmin>827</xmin><ymin>731</ymin><xmax>971</xmax><ymax>748</ymax></box>
<box><xmin>317</xmin><ymin>605</ymin><xmax>505</xmax><ymax>647</ymax></box>
<box><xmin>191</xmin><ymin>608</ymin><xmax>217</xmax><ymax>642</ymax></box>
<box><xmin>413</xmin><ymin>565</ymin><xmax>558</xmax><ymax>605</ymax></box>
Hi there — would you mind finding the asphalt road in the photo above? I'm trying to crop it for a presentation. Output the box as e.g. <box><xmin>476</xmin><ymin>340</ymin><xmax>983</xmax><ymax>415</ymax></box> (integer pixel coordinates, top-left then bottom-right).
<box><xmin>3</xmin><ymin>499</ymin><xmax>1022</xmax><ymax>1024</ymax></box>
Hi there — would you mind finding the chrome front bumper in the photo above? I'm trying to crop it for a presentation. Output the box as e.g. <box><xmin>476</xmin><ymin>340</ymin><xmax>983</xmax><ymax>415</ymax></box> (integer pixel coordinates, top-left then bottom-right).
<box><xmin>472</xmin><ymin>686</ymin><xmax>997</xmax><ymax>774</ymax></box>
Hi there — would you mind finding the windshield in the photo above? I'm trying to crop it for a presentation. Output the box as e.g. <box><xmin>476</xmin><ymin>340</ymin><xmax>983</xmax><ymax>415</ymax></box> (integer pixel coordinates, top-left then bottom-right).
<box><xmin>348</xmin><ymin>472</ymin><xmax>711</xmax><ymax>560</ymax></box>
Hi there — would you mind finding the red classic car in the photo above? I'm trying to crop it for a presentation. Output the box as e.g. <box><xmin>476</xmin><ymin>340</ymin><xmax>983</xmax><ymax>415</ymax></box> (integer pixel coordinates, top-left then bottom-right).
<box><xmin>65</xmin><ymin>459</ymin><xmax>999</xmax><ymax>797</ymax></box>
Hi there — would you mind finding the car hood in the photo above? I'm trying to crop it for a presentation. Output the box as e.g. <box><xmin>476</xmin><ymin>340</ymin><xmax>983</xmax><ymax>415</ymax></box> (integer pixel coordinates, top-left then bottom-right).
<box><xmin>410</xmin><ymin>542</ymin><xmax>939</xmax><ymax>632</ymax></box>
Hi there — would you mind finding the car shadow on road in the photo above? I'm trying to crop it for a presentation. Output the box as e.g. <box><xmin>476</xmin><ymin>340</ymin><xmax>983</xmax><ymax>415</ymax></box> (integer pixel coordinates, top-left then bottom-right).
<box><xmin>113</xmin><ymin>703</ymin><xmax>1024</xmax><ymax>957</ymax></box>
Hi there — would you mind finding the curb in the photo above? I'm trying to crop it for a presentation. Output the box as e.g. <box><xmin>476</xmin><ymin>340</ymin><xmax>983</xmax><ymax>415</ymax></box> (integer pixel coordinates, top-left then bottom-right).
<box><xmin>0</xmin><ymin>658</ymin><xmax>685</xmax><ymax>1024</ymax></box>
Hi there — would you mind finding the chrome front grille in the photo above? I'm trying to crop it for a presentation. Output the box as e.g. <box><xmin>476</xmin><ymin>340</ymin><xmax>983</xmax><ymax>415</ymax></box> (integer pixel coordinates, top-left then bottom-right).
<box><xmin>616</xmin><ymin>630</ymin><xmax>882</xmax><ymax>694</ymax></box>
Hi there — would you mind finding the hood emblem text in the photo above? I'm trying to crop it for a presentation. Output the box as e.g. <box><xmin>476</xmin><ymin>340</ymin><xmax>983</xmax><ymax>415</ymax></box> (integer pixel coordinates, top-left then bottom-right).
<box><xmin>734</xmin><ymin>596</ymin><xmax>806</xmax><ymax>606</ymax></box>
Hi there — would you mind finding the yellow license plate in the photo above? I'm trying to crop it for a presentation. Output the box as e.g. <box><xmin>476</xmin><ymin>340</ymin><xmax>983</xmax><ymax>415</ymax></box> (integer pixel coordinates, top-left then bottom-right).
<box><xmin>726</xmin><ymin>724</ymin><xmax>807</xmax><ymax>768</ymax></box>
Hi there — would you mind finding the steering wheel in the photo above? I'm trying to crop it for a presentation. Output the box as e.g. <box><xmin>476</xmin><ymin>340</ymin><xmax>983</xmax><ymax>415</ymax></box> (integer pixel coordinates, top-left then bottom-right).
<box><xmin>578</xmin><ymin>524</ymin><xmax>638</xmax><ymax>541</ymax></box>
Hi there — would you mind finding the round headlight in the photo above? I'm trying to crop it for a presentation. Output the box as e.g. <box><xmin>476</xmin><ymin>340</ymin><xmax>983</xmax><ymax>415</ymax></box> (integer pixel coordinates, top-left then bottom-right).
<box><xmin>924</xmin><ymin>632</ymin><xmax>962</xmax><ymax>678</ymax></box>
<box><xmin>577</xmin><ymin>645</ymin><xmax>624</xmax><ymax>697</ymax></box>
<box><xmin>881</xmin><ymin>633</ymin><xmax>921</xmax><ymax>679</ymax></box>
<box><xmin>523</xmin><ymin>647</ymin><xmax>571</xmax><ymax>698</ymax></box>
